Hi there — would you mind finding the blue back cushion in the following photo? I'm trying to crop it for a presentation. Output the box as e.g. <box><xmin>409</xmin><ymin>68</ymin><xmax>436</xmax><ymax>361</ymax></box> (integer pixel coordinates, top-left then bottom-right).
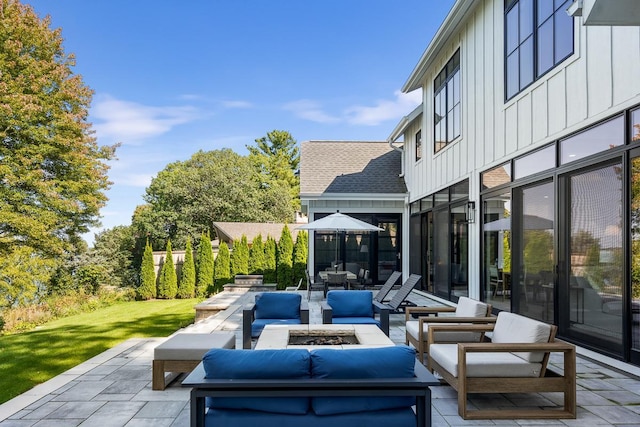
<box><xmin>255</xmin><ymin>292</ymin><xmax>301</xmax><ymax>320</ymax></box>
<box><xmin>202</xmin><ymin>348</ymin><xmax>311</xmax><ymax>414</ymax></box>
<box><xmin>327</xmin><ymin>290</ymin><xmax>373</xmax><ymax>318</ymax></box>
<box><xmin>310</xmin><ymin>345</ymin><xmax>416</xmax><ymax>415</ymax></box>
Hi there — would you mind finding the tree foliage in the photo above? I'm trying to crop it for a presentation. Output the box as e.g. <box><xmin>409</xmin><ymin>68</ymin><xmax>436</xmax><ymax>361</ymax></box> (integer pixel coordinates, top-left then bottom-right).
<box><xmin>249</xmin><ymin>235</ymin><xmax>265</xmax><ymax>275</ymax></box>
<box><xmin>91</xmin><ymin>225</ymin><xmax>136</xmax><ymax>288</ymax></box>
<box><xmin>293</xmin><ymin>231</ymin><xmax>308</xmax><ymax>287</ymax></box>
<box><xmin>195</xmin><ymin>232</ymin><xmax>213</xmax><ymax>298</ymax></box>
<box><xmin>177</xmin><ymin>237</ymin><xmax>195</xmax><ymax>298</ymax></box>
<box><xmin>137</xmin><ymin>240</ymin><xmax>156</xmax><ymax>300</ymax></box>
<box><xmin>214</xmin><ymin>242</ymin><xmax>231</xmax><ymax>292</ymax></box>
<box><xmin>133</xmin><ymin>149</ymin><xmax>293</xmax><ymax>250</ymax></box>
<box><xmin>231</xmin><ymin>235</ymin><xmax>249</xmax><ymax>276</ymax></box>
<box><xmin>263</xmin><ymin>236</ymin><xmax>277</xmax><ymax>283</ymax></box>
<box><xmin>0</xmin><ymin>1</ymin><xmax>116</xmax><ymax>257</ymax></box>
<box><xmin>157</xmin><ymin>240</ymin><xmax>177</xmax><ymax>299</ymax></box>
<box><xmin>247</xmin><ymin>130</ymin><xmax>300</xmax><ymax>211</ymax></box>
<box><xmin>0</xmin><ymin>246</ymin><xmax>55</xmax><ymax>308</ymax></box>
<box><xmin>277</xmin><ymin>226</ymin><xmax>294</xmax><ymax>289</ymax></box>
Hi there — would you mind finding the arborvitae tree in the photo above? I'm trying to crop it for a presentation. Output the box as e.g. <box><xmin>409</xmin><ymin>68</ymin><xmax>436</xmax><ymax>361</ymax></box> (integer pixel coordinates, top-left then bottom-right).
<box><xmin>231</xmin><ymin>235</ymin><xmax>249</xmax><ymax>276</ymax></box>
<box><xmin>293</xmin><ymin>231</ymin><xmax>308</xmax><ymax>288</ymax></box>
<box><xmin>157</xmin><ymin>240</ymin><xmax>178</xmax><ymax>298</ymax></box>
<box><xmin>195</xmin><ymin>232</ymin><xmax>214</xmax><ymax>298</ymax></box>
<box><xmin>177</xmin><ymin>237</ymin><xmax>195</xmax><ymax>298</ymax></box>
<box><xmin>249</xmin><ymin>235</ymin><xmax>265</xmax><ymax>274</ymax></box>
<box><xmin>214</xmin><ymin>242</ymin><xmax>232</xmax><ymax>292</ymax></box>
<box><xmin>264</xmin><ymin>236</ymin><xmax>277</xmax><ymax>283</ymax></box>
<box><xmin>137</xmin><ymin>240</ymin><xmax>156</xmax><ymax>300</ymax></box>
<box><xmin>277</xmin><ymin>225</ymin><xmax>294</xmax><ymax>289</ymax></box>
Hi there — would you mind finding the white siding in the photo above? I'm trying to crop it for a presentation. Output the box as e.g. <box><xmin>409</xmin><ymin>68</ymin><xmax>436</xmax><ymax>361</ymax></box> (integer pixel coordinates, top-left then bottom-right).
<box><xmin>405</xmin><ymin>0</ymin><xmax>640</xmax><ymax>208</ymax></box>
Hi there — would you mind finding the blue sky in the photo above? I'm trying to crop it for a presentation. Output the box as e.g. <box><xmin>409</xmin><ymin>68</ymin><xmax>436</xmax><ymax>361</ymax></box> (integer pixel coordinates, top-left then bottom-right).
<box><xmin>27</xmin><ymin>1</ymin><xmax>455</xmax><ymax>243</ymax></box>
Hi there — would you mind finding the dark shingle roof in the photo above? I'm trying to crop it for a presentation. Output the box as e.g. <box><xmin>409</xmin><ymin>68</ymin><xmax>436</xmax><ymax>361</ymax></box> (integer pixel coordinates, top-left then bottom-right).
<box><xmin>300</xmin><ymin>141</ymin><xmax>407</xmax><ymax>195</ymax></box>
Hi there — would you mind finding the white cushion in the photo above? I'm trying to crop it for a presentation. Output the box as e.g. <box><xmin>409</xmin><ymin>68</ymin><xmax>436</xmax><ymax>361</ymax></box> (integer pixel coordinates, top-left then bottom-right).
<box><xmin>455</xmin><ymin>297</ymin><xmax>489</xmax><ymax>317</ymax></box>
<box><xmin>154</xmin><ymin>332</ymin><xmax>236</xmax><ymax>360</ymax></box>
<box><xmin>406</xmin><ymin>320</ymin><xmax>482</xmax><ymax>343</ymax></box>
<box><xmin>430</xmin><ymin>343</ymin><xmax>543</xmax><ymax>378</ymax></box>
<box><xmin>492</xmin><ymin>312</ymin><xmax>551</xmax><ymax>363</ymax></box>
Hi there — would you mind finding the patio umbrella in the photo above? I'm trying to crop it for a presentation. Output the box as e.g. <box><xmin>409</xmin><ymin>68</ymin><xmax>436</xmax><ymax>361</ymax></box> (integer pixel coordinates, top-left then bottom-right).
<box><xmin>484</xmin><ymin>214</ymin><xmax>553</xmax><ymax>231</ymax></box>
<box><xmin>298</xmin><ymin>213</ymin><xmax>383</xmax><ymax>270</ymax></box>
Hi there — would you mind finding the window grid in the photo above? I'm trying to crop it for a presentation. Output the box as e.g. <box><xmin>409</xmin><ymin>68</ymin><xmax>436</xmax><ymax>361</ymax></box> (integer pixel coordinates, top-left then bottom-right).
<box><xmin>505</xmin><ymin>0</ymin><xmax>573</xmax><ymax>100</ymax></box>
<box><xmin>434</xmin><ymin>50</ymin><xmax>461</xmax><ymax>153</ymax></box>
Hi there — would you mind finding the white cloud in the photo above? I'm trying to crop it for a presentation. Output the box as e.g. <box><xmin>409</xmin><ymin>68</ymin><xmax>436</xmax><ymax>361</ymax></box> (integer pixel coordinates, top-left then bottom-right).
<box><xmin>283</xmin><ymin>100</ymin><xmax>341</xmax><ymax>124</ymax></box>
<box><xmin>344</xmin><ymin>90</ymin><xmax>422</xmax><ymax>126</ymax></box>
<box><xmin>221</xmin><ymin>100</ymin><xmax>253</xmax><ymax>109</ymax></box>
<box><xmin>92</xmin><ymin>94</ymin><xmax>201</xmax><ymax>143</ymax></box>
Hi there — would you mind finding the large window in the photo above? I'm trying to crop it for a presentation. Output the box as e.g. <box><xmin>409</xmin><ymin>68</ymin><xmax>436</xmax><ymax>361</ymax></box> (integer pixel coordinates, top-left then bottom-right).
<box><xmin>505</xmin><ymin>0</ymin><xmax>574</xmax><ymax>100</ymax></box>
<box><xmin>434</xmin><ymin>50</ymin><xmax>460</xmax><ymax>153</ymax></box>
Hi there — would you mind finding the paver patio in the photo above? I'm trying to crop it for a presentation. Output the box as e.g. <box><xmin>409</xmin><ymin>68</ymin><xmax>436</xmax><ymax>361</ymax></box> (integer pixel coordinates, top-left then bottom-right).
<box><xmin>1</xmin><ymin>289</ymin><xmax>640</xmax><ymax>426</ymax></box>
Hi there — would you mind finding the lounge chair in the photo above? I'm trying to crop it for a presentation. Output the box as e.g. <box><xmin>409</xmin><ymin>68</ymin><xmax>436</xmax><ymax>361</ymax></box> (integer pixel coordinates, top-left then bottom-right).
<box><xmin>242</xmin><ymin>292</ymin><xmax>309</xmax><ymax>349</ymax></box>
<box><xmin>380</xmin><ymin>274</ymin><xmax>422</xmax><ymax>313</ymax></box>
<box><xmin>405</xmin><ymin>297</ymin><xmax>494</xmax><ymax>363</ymax></box>
<box><xmin>321</xmin><ymin>290</ymin><xmax>390</xmax><ymax>336</ymax></box>
<box><xmin>428</xmin><ymin>311</ymin><xmax>576</xmax><ymax>420</ymax></box>
<box><xmin>373</xmin><ymin>271</ymin><xmax>402</xmax><ymax>303</ymax></box>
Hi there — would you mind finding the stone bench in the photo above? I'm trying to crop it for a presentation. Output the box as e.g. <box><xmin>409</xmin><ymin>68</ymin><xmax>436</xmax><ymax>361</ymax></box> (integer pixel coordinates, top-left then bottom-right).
<box><xmin>152</xmin><ymin>332</ymin><xmax>235</xmax><ymax>390</ymax></box>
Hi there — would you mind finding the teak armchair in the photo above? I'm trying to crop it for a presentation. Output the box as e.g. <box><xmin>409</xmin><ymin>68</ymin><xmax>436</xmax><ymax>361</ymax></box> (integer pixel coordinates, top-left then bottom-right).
<box><xmin>427</xmin><ymin>312</ymin><xmax>576</xmax><ymax>420</ymax></box>
<box><xmin>405</xmin><ymin>297</ymin><xmax>494</xmax><ymax>364</ymax></box>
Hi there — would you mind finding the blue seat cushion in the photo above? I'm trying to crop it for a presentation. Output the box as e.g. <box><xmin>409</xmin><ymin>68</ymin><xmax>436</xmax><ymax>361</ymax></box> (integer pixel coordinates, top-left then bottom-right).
<box><xmin>327</xmin><ymin>290</ymin><xmax>373</xmax><ymax>318</ymax></box>
<box><xmin>310</xmin><ymin>345</ymin><xmax>416</xmax><ymax>415</ymax></box>
<box><xmin>255</xmin><ymin>292</ymin><xmax>301</xmax><ymax>320</ymax></box>
<box><xmin>202</xmin><ymin>348</ymin><xmax>311</xmax><ymax>414</ymax></box>
<box><xmin>331</xmin><ymin>317</ymin><xmax>379</xmax><ymax>327</ymax></box>
<box><xmin>205</xmin><ymin>407</ymin><xmax>416</xmax><ymax>427</ymax></box>
<box><xmin>251</xmin><ymin>318</ymin><xmax>302</xmax><ymax>338</ymax></box>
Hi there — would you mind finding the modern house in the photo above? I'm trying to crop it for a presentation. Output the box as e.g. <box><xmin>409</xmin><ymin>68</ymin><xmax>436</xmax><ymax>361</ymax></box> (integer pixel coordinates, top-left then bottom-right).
<box><xmin>387</xmin><ymin>0</ymin><xmax>640</xmax><ymax>366</ymax></box>
<box><xmin>299</xmin><ymin>141</ymin><xmax>407</xmax><ymax>285</ymax></box>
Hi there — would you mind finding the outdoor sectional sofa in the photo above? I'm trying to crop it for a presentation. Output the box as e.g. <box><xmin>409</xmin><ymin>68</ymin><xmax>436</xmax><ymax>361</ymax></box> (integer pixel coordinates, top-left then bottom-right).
<box><xmin>182</xmin><ymin>345</ymin><xmax>439</xmax><ymax>427</ymax></box>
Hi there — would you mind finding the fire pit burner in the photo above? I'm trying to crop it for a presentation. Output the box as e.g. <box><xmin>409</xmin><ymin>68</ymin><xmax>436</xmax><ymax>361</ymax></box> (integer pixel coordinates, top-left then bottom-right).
<box><xmin>288</xmin><ymin>334</ymin><xmax>359</xmax><ymax>346</ymax></box>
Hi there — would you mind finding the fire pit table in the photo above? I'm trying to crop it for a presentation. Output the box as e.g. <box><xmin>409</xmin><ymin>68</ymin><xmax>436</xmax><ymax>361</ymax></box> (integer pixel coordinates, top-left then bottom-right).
<box><xmin>255</xmin><ymin>323</ymin><xmax>394</xmax><ymax>350</ymax></box>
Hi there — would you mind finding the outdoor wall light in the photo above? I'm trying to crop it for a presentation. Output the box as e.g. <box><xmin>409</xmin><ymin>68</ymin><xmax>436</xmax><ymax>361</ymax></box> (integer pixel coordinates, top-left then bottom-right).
<box><xmin>467</xmin><ymin>201</ymin><xmax>476</xmax><ymax>223</ymax></box>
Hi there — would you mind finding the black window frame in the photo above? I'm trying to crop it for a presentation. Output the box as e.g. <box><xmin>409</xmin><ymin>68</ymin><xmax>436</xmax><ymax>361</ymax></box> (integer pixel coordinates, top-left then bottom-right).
<box><xmin>505</xmin><ymin>0</ymin><xmax>574</xmax><ymax>101</ymax></box>
<box><xmin>434</xmin><ymin>49</ymin><xmax>461</xmax><ymax>153</ymax></box>
<box><xmin>415</xmin><ymin>129</ymin><xmax>422</xmax><ymax>161</ymax></box>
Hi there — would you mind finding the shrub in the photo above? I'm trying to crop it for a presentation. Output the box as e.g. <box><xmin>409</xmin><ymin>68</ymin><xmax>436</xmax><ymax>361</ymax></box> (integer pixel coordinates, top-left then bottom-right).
<box><xmin>137</xmin><ymin>240</ymin><xmax>156</xmax><ymax>300</ymax></box>
<box><xmin>231</xmin><ymin>235</ymin><xmax>249</xmax><ymax>276</ymax></box>
<box><xmin>158</xmin><ymin>240</ymin><xmax>178</xmax><ymax>299</ymax></box>
<box><xmin>249</xmin><ymin>234</ymin><xmax>265</xmax><ymax>274</ymax></box>
<box><xmin>177</xmin><ymin>237</ymin><xmax>196</xmax><ymax>298</ymax></box>
<box><xmin>195</xmin><ymin>232</ymin><xmax>214</xmax><ymax>298</ymax></box>
<box><xmin>263</xmin><ymin>236</ymin><xmax>277</xmax><ymax>283</ymax></box>
<box><xmin>293</xmin><ymin>230</ymin><xmax>308</xmax><ymax>288</ymax></box>
<box><xmin>214</xmin><ymin>242</ymin><xmax>231</xmax><ymax>292</ymax></box>
<box><xmin>277</xmin><ymin>225</ymin><xmax>294</xmax><ymax>289</ymax></box>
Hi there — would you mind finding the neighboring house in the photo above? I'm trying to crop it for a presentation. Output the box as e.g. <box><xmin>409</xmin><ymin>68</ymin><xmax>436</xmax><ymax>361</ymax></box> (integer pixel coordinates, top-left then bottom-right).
<box><xmin>299</xmin><ymin>141</ymin><xmax>407</xmax><ymax>285</ymax></box>
<box><xmin>212</xmin><ymin>222</ymin><xmax>304</xmax><ymax>248</ymax></box>
<box><xmin>389</xmin><ymin>0</ymin><xmax>640</xmax><ymax>365</ymax></box>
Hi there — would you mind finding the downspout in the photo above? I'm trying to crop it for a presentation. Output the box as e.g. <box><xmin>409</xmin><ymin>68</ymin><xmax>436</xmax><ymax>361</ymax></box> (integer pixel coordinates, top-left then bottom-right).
<box><xmin>388</xmin><ymin>117</ymin><xmax>408</xmax><ymax>178</ymax></box>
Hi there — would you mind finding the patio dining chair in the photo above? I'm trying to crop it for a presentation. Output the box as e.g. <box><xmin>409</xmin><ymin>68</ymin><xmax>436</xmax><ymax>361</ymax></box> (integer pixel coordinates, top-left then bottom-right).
<box><xmin>306</xmin><ymin>269</ymin><xmax>326</xmax><ymax>299</ymax></box>
<box><xmin>326</xmin><ymin>271</ymin><xmax>348</xmax><ymax>291</ymax></box>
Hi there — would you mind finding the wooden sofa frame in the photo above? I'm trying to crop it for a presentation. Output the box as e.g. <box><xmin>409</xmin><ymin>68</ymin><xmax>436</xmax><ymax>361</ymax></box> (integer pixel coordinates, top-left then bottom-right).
<box><xmin>182</xmin><ymin>360</ymin><xmax>439</xmax><ymax>427</ymax></box>
<box><xmin>427</xmin><ymin>323</ymin><xmax>576</xmax><ymax>420</ymax></box>
<box><xmin>405</xmin><ymin>303</ymin><xmax>494</xmax><ymax>363</ymax></box>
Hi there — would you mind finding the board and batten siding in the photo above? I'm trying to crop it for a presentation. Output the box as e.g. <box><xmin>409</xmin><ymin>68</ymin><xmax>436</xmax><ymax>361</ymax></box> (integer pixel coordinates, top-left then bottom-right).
<box><xmin>405</xmin><ymin>0</ymin><xmax>640</xmax><ymax>203</ymax></box>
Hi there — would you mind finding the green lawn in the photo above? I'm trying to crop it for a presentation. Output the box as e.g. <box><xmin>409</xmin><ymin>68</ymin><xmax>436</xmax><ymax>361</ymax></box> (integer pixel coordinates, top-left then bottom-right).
<box><xmin>0</xmin><ymin>298</ymin><xmax>199</xmax><ymax>403</ymax></box>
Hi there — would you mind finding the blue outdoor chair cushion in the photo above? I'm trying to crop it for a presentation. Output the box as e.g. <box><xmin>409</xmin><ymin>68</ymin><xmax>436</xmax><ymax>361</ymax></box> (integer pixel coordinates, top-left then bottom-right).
<box><xmin>330</xmin><ymin>317</ymin><xmax>379</xmax><ymax>326</ymax></box>
<box><xmin>255</xmin><ymin>292</ymin><xmax>301</xmax><ymax>320</ymax></box>
<box><xmin>202</xmin><ymin>348</ymin><xmax>311</xmax><ymax>414</ymax></box>
<box><xmin>309</xmin><ymin>345</ymin><xmax>416</xmax><ymax>415</ymax></box>
<box><xmin>326</xmin><ymin>290</ymin><xmax>373</xmax><ymax>318</ymax></box>
<box><xmin>251</xmin><ymin>318</ymin><xmax>302</xmax><ymax>338</ymax></box>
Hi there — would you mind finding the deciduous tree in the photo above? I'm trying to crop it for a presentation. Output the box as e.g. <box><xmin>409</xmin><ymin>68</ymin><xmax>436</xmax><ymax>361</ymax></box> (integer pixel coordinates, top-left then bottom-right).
<box><xmin>0</xmin><ymin>1</ymin><xmax>116</xmax><ymax>257</ymax></box>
